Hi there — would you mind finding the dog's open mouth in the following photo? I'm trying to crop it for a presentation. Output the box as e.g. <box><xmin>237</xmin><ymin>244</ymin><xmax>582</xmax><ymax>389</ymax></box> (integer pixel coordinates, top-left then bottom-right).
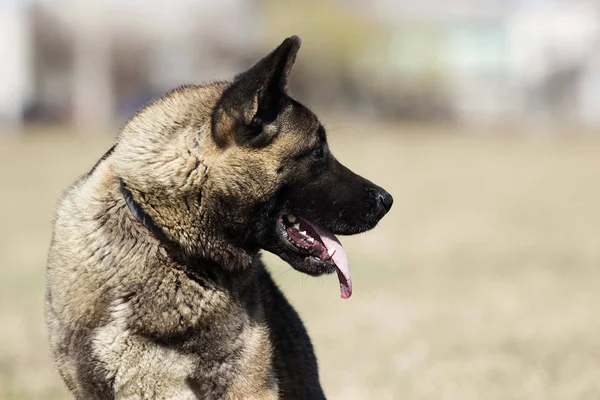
<box><xmin>280</xmin><ymin>214</ymin><xmax>352</xmax><ymax>299</ymax></box>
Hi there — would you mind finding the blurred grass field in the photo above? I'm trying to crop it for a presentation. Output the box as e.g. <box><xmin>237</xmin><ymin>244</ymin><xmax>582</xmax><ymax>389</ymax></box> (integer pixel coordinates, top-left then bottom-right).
<box><xmin>1</xmin><ymin>121</ymin><xmax>599</xmax><ymax>399</ymax></box>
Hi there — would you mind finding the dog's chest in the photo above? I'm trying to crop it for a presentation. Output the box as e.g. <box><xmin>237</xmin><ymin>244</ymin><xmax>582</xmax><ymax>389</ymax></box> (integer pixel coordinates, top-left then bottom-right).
<box><xmin>92</xmin><ymin>271</ymin><xmax>278</xmax><ymax>399</ymax></box>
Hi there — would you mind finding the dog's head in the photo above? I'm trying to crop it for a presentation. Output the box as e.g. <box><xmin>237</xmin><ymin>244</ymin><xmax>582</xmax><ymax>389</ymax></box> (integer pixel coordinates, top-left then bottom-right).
<box><xmin>114</xmin><ymin>36</ymin><xmax>392</xmax><ymax>298</ymax></box>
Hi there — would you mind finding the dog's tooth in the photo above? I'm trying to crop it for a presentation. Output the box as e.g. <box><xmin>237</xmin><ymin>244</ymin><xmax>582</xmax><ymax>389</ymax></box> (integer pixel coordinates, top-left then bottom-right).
<box><xmin>299</xmin><ymin>230</ymin><xmax>307</xmax><ymax>236</ymax></box>
<box><xmin>327</xmin><ymin>248</ymin><xmax>336</xmax><ymax>257</ymax></box>
<box><xmin>307</xmin><ymin>237</ymin><xmax>315</xmax><ymax>243</ymax></box>
<box><xmin>287</xmin><ymin>215</ymin><xmax>296</xmax><ymax>223</ymax></box>
<box><xmin>293</xmin><ymin>223</ymin><xmax>300</xmax><ymax>230</ymax></box>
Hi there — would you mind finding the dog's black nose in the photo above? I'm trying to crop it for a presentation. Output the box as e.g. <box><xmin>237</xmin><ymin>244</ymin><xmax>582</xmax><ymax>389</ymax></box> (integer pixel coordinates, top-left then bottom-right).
<box><xmin>377</xmin><ymin>190</ymin><xmax>393</xmax><ymax>213</ymax></box>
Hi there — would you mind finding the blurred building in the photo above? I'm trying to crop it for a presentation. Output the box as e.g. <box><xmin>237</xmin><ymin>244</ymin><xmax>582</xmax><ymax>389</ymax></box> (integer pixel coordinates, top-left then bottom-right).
<box><xmin>363</xmin><ymin>0</ymin><xmax>600</xmax><ymax>125</ymax></box>
<box><xmin>1</xmin><ymin>0</ymin><xmax>600</xmax><ymax>130</ymax></box>
<box><xmin>25</xmin><ymin>0</ymin><xmax>261</xmax><ymax>128</ymax></box>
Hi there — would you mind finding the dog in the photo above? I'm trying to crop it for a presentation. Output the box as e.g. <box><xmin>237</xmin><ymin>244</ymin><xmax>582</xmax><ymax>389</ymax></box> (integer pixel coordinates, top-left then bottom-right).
<box><xmin>45</xmin><ymin>36</ymin><xmax>393</xmax><ymax>399</ymax></box>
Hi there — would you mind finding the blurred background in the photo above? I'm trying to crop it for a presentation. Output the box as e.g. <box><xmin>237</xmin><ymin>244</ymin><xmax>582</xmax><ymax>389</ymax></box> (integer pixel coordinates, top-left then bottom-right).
<box><xmin>1</xmin><ymin>0</ymin><xmax>599</xmax><ymax>399</ymax></box>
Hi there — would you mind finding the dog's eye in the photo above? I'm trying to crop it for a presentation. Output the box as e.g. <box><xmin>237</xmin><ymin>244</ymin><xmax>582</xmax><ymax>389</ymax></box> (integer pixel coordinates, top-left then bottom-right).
<box><xmin>313</xmin><ymin>145</ymin><xmax>324</xmax><ymax>158</ymax></box>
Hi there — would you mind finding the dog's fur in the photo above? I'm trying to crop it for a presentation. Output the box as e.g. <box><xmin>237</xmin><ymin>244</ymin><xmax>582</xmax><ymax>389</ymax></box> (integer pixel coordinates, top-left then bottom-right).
<box><xmin>45</xmin><ymin>36</ymin><xmax>392</xmax><ymax>399</ymax></box>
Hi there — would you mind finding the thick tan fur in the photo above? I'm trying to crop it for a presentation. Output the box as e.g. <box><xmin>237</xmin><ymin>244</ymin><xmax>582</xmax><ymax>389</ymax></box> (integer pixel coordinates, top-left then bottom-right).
<box><xmin>46</xmin><ymin>36</ymin><xmax>392</xmax><ymax>400</ymax></box>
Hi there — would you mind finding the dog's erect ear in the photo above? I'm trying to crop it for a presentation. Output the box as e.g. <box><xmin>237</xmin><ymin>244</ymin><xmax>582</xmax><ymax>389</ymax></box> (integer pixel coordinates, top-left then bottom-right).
<box><xmin>212</xmin><ymin>36</ymin><xmax>301</xmax><ymax>147</ymax></box>
<box><xmin>237</xmin><ymin>35</ymin><xmax>300</xmax><ymax>98</ymax></box>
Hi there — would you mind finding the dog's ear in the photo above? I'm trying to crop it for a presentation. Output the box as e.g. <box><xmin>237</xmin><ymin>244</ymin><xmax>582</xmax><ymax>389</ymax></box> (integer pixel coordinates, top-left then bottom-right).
<box><xmin>212</xmin><ymin>36</ymin><xmax>301</xmax><ymax>147</ymax></box>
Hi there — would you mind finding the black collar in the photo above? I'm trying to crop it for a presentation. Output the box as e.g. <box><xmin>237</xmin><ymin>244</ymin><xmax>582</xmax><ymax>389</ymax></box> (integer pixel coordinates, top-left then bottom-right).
<box><xmin>119</xmin><ymin>180</ymin><xmax>223</xmax><ymax>284</ymax></box>
<box><xmin>119</xmin><ymin>179</ymin><xmax>170</xmax><ymax>244</ymax></box>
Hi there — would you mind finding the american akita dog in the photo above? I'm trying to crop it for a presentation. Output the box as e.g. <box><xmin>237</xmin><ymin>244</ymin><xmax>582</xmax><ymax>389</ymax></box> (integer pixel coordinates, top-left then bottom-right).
<box><xmin>45</xmin><ymin>36</ymin><xmax>393</xmax><ymax>399</ymax></box>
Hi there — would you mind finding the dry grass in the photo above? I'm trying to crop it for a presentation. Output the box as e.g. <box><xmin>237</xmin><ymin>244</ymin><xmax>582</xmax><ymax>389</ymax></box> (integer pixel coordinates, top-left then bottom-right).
<box><xmin>1</xmin><ymin>122</ymin><xmax>599</xmax><ymax>399</ymax></box>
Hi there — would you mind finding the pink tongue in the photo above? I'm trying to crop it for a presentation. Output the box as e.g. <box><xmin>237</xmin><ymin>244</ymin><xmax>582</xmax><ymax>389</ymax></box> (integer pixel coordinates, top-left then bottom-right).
<box><xmin>309</xmin><ymin>222</ymin><xmax>352</xmax><ymax>299</ymax></box>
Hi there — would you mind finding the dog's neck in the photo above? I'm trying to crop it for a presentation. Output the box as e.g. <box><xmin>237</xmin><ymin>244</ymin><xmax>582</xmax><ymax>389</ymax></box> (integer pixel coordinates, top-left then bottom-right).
<box><xmin>119</xmin><ymin>180</ymin><xmax>170</xmax><ymax>243</ymax></box>
<box><xmin>118</xmin><ymin>178</ymin><xmax>256</xmax><ymax>270</ymax></box>
<box><xmin>120</xmin><ymin>178</ymin><xmax>205</xmax><ymax>270</ymax></box>
<box><xmin>117</xmin><ymin>178</ymin><xmax>263</xmax><ymax>303</ymax></box>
